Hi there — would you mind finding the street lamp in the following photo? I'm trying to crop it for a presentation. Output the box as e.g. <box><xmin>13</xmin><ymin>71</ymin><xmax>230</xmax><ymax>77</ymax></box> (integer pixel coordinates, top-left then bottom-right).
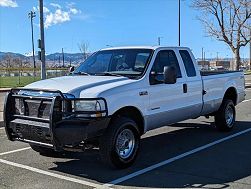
<box><xmin>28</xmin><ymin>10</ymin><xmax>36</xmax><ymax>77</ymax></box>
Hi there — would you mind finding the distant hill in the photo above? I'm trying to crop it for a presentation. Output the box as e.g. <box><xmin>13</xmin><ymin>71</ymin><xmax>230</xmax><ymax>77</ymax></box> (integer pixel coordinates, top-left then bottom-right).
<box><xmin>0</xmin><ymin>51</ymin><xmax>26</xmax><ymax>60</ymax></box>
<box><xmin>46</xmin><ymin>52</ymin><xmax>86</xmax><ymax>62</ymax></box>
<box><xmin>0</xmin><ymin>51</ymin><xmax>89</xmax><ymax>63</ymax></box>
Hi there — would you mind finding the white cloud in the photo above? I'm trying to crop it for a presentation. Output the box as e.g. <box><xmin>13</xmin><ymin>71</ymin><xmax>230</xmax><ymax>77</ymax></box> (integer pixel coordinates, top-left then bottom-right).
<box><xmin>0</xmin><ymin>0</ymin><xmax>18</xmax><ymax>7</ymax></box>
<box><xmin>43</xmin><ymin>6</ymin><xmax>50</xmax><ymax>13</ymax></box>
<box><xmin>69</xmin><ymin>8</ymin><xmax>79</xmax><ymax>15</ymax></box>
<box><xmin>50</xmin><ymin>3</ymin><xmax>61</xmax><ymax>9</ymax></box>
<box><xmin>32</xmin><ymin>2</ymin><xmax>84</xmax><ymax>28</ymax></box>
<box><xmin>45</xmin><ymin>9</ymin><xmax>72</xmax><ymax>28</ymax></box>
<box><xmin>43</xmin><ymin>3</ymin><xmax>83</xmax><ymax>28</ymax></box>
<box><xmin>33</xmin><ymin>6</ymin><xmax>50</xmax><ymax>13</ymax></box>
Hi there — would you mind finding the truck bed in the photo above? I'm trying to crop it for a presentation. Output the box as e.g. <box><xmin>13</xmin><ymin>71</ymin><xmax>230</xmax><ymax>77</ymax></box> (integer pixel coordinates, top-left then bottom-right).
<box><xmin>200</xmin><ymin>70</ymin><xmax>245</xmax><ymax>116</ymax></box>
<box><xmin>201</xmin><ymin>70</ymin><xmax>241</xmax><ymax>76</ymax></box>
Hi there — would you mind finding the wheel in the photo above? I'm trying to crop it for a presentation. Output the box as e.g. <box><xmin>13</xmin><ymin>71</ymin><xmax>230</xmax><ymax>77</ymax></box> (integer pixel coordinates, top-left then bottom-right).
<box><xmin>215</xmin><ymin>99</ymin><xmax>236</xmax><ymax>132</ymax></box>
<box><xmin>99</xmin><ymin>117</ymin><xmax>140</xmax><ymax>169</ymax></box>
<box><xmin>29</xmin><ymin>144</ymin><xmax>59</xmax><ymax>156</ymax></box>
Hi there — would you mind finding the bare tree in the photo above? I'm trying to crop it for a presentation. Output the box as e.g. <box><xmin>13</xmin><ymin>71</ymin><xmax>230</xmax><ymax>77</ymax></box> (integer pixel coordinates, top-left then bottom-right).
<box><xmin>0</xmin><ymin>54</ymin><xmax>14</xmax><ymax>75</ymax></box>
<box><xmin>78</xmin><ymin>41</ymin><xmax>89</xmax><ymax>60</ymax></box>
<box><xmin>193</xmin><ymin>0</ymin><xmax>251</xmax><ymax>70</ymax></box>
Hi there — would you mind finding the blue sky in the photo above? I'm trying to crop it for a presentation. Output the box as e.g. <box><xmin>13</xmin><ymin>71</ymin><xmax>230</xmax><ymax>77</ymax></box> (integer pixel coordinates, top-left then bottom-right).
<box><xmin>0</xmin><ymin>0</ymin><xmax>249</xmax><ymax>59</ymax></box>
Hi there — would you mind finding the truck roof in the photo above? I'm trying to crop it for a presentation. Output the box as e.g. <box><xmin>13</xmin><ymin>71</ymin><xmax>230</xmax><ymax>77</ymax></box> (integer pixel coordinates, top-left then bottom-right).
<box><xmin>101</xmin><ymin>46</ymin><xmax>190</xmax><ymax>51</ymax></box>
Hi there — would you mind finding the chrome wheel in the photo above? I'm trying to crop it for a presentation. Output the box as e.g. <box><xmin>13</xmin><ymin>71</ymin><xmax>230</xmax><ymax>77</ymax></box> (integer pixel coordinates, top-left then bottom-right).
<box><xmin>225</xmin><ymin>105</ymin><xmax>234</xmax><ymax>126</ymax></box>
<box><xmin>115</xmin><ymin>129</ymin><xmax>135</xmax><ymax>159</ymax></box>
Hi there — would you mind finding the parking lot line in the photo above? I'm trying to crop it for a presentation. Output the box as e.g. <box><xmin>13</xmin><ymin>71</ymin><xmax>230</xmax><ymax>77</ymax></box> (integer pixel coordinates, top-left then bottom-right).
<box><xmin>0</xmin><ymin>147</ymin><xmax>31</xmax><ymax>156</ymax></box>
<box><xmin>103</xmin><ymin>127</ymin><xmax>251</xmax><ymax>187</ymax></box>
<box><xmin>0</xmin><ymin>158</ymin><xmax>107</xmax><ymax>189</ymax></box>
<box><xmin>243</xmin><ymin>99</ymin><xmax>251</xmax><ymax>103</ymax></box>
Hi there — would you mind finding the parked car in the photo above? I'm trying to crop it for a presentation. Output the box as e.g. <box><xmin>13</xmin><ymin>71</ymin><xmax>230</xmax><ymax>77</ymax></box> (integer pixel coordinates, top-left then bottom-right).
<box><xmin>4</xmin><ymin>46</ymin><xmax>245</xmax><ymax>168</ymax></box>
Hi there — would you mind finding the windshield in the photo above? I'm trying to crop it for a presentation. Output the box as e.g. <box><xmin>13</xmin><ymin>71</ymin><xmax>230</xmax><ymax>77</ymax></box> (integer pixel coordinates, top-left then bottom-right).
<box><xmin>73</xmin><ymin>49</ymin><xmax>153</xmax><ymax>78</ymax></box>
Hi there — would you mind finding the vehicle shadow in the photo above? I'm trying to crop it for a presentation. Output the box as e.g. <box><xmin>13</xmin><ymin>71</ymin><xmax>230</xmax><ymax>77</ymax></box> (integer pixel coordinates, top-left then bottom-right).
<box><xmin>50</xmin><ymin>121</ymin><xmax>251</xmax><ymax>188</ymax></box>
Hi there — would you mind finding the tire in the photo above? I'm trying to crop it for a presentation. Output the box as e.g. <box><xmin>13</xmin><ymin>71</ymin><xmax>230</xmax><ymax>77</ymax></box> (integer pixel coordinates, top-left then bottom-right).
<box><xmin>214</xmin><ymin>99</ymin><xmax>236</xmax><ymax>132</ymax></box>
<box><xmin>29</xmin><ymin>144</ymin><xmax>59</xmax><ymax>156</ymax></box>
<box><xmin>99</xmin><ymin>117</ymin><xmax>140</xmax><ymax>169</ymax></box>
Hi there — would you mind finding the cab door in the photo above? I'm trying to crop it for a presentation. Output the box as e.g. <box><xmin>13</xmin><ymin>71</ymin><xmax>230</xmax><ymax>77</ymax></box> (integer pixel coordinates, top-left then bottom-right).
<box><xmin>146</xmin><ymin>49</ymin><xmax>189</xmax><ymax>130</ymax></box>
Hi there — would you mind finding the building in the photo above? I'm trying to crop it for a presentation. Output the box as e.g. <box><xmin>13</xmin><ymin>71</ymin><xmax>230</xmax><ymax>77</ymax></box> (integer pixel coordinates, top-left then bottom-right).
<box><xmin>197</xmin><ymin>60</ymin><xmax>210</xmax><ymax>70</ymax></box>
<box><xmin>210</xmin><ymin>60</ymin><xmax>231</xmax><ymax>70</ymax></box>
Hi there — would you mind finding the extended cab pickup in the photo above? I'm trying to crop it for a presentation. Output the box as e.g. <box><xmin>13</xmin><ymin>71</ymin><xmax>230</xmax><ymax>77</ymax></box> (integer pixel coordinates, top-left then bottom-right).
<box><xmin>4</xmin><ymin>46</ymin><xmax>245</xmax><ymax>168</ymax></box>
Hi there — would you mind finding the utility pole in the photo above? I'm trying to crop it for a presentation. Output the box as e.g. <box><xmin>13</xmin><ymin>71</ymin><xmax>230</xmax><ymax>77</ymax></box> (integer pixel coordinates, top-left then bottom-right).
<box><xmin>62</xmin><ymin>48</ymin><xmax>65</xmax><ymax>67</ymax></box>
<box><xmin>28</xmin><ymin>11</ymin><xmax>36</xmax><ymax>78</ymax></box>
<box><xmin>39</xmin><ymin>0</ymin><xmax>46</xmax><ymax>79</ymax></box>
<box><xmin>178</xmin><ymin>0</ymin><xmax>181</xmax><ymax>46</ymax></box>
<box><xmin>249</xmin><ymin>29</ymin><xmax>251</xmax><ymax>70</ymax></box>
<box><xmin>202</xmin><ymin>47</ymin><xmax>204</xmax><ymax>61</ymax></box>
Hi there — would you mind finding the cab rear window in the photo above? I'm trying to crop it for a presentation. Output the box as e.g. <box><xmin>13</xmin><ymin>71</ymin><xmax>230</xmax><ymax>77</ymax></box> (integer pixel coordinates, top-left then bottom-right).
<box><xmin>179</xmin><ymin>50</ymin><xmax>196</xmax><ymax>77</ymax></box>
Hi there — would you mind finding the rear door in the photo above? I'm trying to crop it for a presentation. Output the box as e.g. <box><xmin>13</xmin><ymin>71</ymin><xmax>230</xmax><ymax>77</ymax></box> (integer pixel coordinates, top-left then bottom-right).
<box><xmin>178</xmin><ymin>49</ymin><xmax>203</xmax><ymax>118</ymax></box>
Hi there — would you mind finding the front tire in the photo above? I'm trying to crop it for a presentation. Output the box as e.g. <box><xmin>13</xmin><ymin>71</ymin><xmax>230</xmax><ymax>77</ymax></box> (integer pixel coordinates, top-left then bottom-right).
<box><xmin>99</xmin><ymin>117</ymin><xmax>140</xmax><ymax>169</ymax></box>
<box><xmin>215</xmin><ymin>99</ymin><xmax>236</xmax><ymax>132</ymax></box>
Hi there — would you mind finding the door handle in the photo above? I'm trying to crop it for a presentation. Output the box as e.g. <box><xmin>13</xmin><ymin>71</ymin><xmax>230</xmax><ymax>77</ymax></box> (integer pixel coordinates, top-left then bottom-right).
<box><xmin>183</xmin><ymin>83</ymin><xmax>187</xmax><ymax>93</ymax></box>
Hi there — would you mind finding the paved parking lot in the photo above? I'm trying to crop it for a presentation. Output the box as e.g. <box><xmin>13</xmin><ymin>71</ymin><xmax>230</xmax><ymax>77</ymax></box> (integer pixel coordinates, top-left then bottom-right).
<box><xmin>0</xmin><ymin>87</ymin><xmax>250</xmax><ymax>188</ymax></box>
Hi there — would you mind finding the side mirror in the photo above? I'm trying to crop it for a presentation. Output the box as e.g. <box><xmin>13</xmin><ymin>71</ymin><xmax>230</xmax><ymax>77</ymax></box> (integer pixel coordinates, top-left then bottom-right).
<box><xmin>164</xmin><ymin>66</ymin><xmax>177</xmax><ymax>84</ymax></box>
<box><xmin>69</xmin><ymin>66</ymin><xmax>75</xmax><ymax>73</ymax></box>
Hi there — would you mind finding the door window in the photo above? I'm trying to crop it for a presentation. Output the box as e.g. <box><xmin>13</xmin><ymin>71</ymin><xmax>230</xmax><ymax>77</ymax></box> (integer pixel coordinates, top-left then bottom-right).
<box><xmin>150</xmin><ymin>50</ymin><xmax>181</xmax><ymax>84</ymax></box>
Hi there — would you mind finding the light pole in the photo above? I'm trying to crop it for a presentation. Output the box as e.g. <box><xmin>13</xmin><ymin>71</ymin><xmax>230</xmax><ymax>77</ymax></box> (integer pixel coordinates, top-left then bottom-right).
<box><xmin>28</xmin><ymin>11</ymin><xmax>36</xmax><ymax>77</ymax></box>
<box><xmin>39</xmin><ymin>0</ymin><xmax>46</xmax><ymax>80</ymax></box>
<box><xmin>158</xmin><ymin>37</ymin><xmax>163</xmax><ymax>45</ymax></box>
<box><xmin>178</xmin><ymin>0</ymin><xmax>181</xmax><ymax>46</ymax></box>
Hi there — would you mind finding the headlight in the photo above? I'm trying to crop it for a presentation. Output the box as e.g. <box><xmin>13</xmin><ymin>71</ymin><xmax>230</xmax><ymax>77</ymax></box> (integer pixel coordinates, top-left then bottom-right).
<box><xmin>72</xmin><ymin>99</ymin><xmax>107</xmax><ymax>117</ymax></box>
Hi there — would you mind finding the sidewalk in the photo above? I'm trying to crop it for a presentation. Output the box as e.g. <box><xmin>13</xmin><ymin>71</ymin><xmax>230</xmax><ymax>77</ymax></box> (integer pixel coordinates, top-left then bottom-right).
<box><xmin>0</xmin><ymin>88</ymin><xmax>9</xmax><ymax>127</ymax></box>
<box><xmin>0</xmin><ymin>112</ymin><xmax>2</xmax><ymax>127</ymax></box>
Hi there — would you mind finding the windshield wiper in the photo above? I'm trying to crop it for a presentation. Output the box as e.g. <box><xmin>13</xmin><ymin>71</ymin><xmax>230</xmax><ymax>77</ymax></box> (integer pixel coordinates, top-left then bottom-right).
<box><xmin>95</xmin><ymin>72</ymin><xmax>124</xmax><ymax>77</ymax></box>
<box><xmin>74</xmin><ymin>71</ymin><xmax>90</xmax><ymax>76</ymax></box>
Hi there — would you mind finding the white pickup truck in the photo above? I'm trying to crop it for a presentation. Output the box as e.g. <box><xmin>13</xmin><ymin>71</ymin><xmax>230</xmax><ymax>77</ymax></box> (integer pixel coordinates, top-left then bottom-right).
<box><xmin>4</xmin><ymin>46</ymin><xmax>245</xmax><ymax>168</ymax></box>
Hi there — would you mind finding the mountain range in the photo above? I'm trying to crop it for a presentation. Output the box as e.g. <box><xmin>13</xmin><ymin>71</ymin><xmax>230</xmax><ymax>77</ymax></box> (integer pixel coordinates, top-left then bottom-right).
<box><xmin>0</xmin><ymin>51</ymin><xmax>86</xmax><ymax>63</ymax></box>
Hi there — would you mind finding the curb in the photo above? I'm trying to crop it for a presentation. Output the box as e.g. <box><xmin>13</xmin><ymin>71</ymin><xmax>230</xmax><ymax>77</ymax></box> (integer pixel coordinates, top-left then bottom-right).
<box><xmin>0</xmin><ymin>88</ymin><xmax>11</xmax><ymax>92</ymax></box>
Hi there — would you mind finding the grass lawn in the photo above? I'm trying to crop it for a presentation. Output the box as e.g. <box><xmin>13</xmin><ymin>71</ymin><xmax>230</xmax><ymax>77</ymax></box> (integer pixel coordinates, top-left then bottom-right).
<box><xmin>245</xmin><ymin>70</ymin><xmax>251</xmax><ymax>75</ymax></box>
<box><xmin>0</xmin><ymin>76</ymin><xmax>41</xmax><ymax>88</ymax></box>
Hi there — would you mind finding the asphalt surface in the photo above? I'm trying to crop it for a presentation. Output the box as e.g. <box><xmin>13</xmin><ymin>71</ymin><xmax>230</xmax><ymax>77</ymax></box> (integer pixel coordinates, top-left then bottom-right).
<box><xmin>0</xmin><ymin>75</ymin><xmax>250</xmax><ymax>189</ymax></box>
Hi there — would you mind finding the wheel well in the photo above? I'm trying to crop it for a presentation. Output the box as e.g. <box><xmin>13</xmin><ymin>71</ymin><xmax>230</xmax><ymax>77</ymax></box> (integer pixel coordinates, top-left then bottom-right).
<box><xmin>110</xmin><ymin>106</ymin><xmax>145</xmax><ymax>135</ymax></box>
<box><xmin>223</xmin><ymin>87</ymin><xmax>237</xmax><ymax>105</ymax></box>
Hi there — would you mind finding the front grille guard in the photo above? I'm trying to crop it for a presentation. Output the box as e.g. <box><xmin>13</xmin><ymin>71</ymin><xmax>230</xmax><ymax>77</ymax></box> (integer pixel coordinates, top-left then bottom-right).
<box><xmin>4</xmin><ymin>88</ymin><xmax>108</xmax><ymax>150</ymax></box>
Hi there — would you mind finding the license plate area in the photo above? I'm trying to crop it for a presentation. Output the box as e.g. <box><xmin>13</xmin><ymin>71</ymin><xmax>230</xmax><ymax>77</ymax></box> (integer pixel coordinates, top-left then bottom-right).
<box><xmin>10</xmin><ymin>119</ymin><xmax>52</xmax><ymax>144</ymax></box>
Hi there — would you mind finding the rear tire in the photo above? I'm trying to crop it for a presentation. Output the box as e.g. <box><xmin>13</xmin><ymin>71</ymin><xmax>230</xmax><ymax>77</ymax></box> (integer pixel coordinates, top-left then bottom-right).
<box><xmin>215</xmin><ymin>99</ymin><xmax>236</xmax><ymax>132</ymax></box>
<box><xmin>99</xmin><ymin>117</ymin><xmax>140</xmax><ymax>169</ymax></box>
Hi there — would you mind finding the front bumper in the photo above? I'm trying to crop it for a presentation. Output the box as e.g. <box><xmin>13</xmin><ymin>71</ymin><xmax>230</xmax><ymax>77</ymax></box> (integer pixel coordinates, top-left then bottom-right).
<box><xmin>4</xmin><ymin>88</ymin><xmax>110</xmax><ymax>151</ymax></box>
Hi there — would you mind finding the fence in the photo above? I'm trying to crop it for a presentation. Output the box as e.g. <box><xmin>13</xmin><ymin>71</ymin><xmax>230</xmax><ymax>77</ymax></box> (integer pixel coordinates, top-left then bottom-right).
<box><xmin>0</xmin><ymin>68</ymin><xmax>68</xmax><ymax>88</ymax></box>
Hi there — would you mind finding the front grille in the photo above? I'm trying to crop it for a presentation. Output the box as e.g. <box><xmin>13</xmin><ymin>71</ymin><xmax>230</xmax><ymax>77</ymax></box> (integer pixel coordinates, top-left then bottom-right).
<box><xmin>15</xmin><ymin>99</ymin><xmax>52</xmax><ymax>119</ymax></box>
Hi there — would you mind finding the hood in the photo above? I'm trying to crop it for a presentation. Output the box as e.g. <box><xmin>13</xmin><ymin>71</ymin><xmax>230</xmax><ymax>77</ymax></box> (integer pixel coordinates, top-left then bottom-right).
<box><xmin>25</xmin><ymin>75</ymin><xmax>130</xmax><ymax>96</ymax></box>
